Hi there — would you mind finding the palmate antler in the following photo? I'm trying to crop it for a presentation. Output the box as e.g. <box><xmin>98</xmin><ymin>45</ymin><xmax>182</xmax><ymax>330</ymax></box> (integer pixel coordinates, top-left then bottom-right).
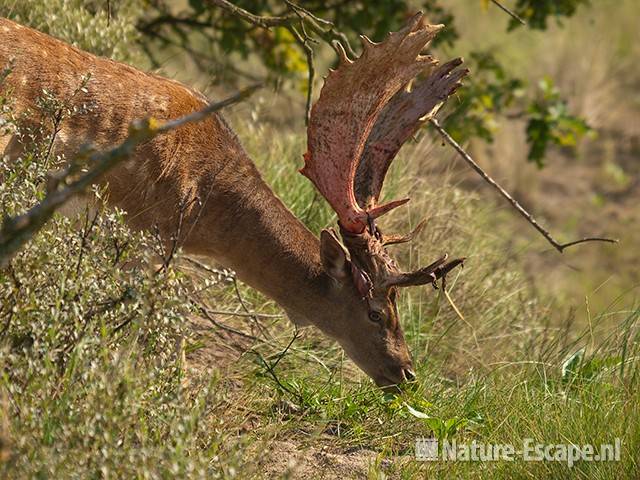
<box><xmin>355</xmin><ymin>58</ymin><xmax>469</xmax><ymax>213</ymax></box>
<box><xmin>301</xmin><ymin>13</ymin><xmax>467</xmax><ymax>294</ymax></box>
<box><xmin>300</xmin><ymin>13</ymin><xmax>441</xmax><ymax>233</ymax></box>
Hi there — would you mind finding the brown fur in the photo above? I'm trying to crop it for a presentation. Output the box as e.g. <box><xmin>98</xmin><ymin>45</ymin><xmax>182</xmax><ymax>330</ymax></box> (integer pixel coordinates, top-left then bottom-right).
<box><xmin>0</xmin><ymin>18</ymin><xmax>414</xmax><ymax>386</ymax></box>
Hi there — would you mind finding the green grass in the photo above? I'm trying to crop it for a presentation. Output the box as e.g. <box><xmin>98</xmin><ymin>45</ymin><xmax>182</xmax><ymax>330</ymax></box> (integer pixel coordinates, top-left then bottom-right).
<box><xmin>217</xmin><ymin>124</ymin><xmax>640</xmax><ymax>478</ymax></box>
<box><xmin>1</xmin><ymin>1</ymin><xmax>639</xmax><ymax>477</ymax></box>
<box><xmin>2</xmin><ymin>100</ymin><xmax>638</xmax><ymax>478</ymax></box>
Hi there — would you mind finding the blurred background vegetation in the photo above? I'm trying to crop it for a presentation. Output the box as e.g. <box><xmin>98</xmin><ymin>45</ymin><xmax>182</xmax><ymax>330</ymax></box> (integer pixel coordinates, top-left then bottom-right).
<box><xmin>0</xmin><ymin>0</ymin><xmax>638</xmax><ymax>478</ymax></box>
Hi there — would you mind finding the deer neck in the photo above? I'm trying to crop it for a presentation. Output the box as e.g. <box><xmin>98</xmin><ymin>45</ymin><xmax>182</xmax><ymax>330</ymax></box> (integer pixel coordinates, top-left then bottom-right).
<box><xmin>0</xmin><ymin>13</ymin><xmax>333</xmax><ymax>326</ymax></box>
<box><xmin>180</xmin><ymin>150</ymin><xmax>334</xmax><ymax>326</ymax></box>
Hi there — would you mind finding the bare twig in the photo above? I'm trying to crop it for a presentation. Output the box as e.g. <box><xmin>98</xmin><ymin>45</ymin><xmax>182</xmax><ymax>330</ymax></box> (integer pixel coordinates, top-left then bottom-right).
<box><xmin>205</xmin><ymin>309</ymin><xmax>283</xmax><ymax>319</ymax></box>
<box><xmin>282</xmin><ymin>0</ymin><xmax>356</xmax><ymax>57</ymax></box>
<box><xmin>111</xmin><ymin>238</ymin><xmax>129</xmax><ymax>265</ymax></box>
<box><xmin>270</xmin><ymin>327</ymin><xmax>300</xmax><ymax>370</ymax></box>
<box><xmin>198</xmin><ymin>304</ymin><xmax>263</xmax><ymax>342</ymax></box>
<box><xmin>490</xmin><ymin>0</ymin><xmax>526</xmax><ymax>25</ymax></box>
<box><xmin>288</xmin><ymin>24</ymin><xmax>315</xmax><ymax>125</ymax></box>
<box><xmin>555</xmin><ymin>237</ymin><xmax>619</xmax><ymax>251</ymax></box>
<box><xmin>186</xmin><ymin>256</ymin><xmax>276</xmax><ymax>334</ymax></box>
<box><xmin>429</xmin><ymin>118</ymin><xmax>618</xmax><ymax>253</ymax></box>
<box><xmin>232</xmin><ymin>277</ymin><xmax>253</xmax><ymax>316</ymax></box>
<box><xmin>0</xmin><ymin>84</ymin><xmax>261</xmax><ymax>267</ymax></box>
<box><xmin>209</xmin><ymin>0</ymin><xmax>357</xmax><ymax>55</ymax></box>
<box><xmin>250</xmin><ymin>328</ymin><xmax>302</xmax><ymax>401</ymax></box>
<box><xmin>110</xmin><ymin>312</ymin><xmax>137</xmax><ymax>336</ymax></box>
<box><xmin>207</xmin><ymin>0</ymin><xmax>296</xmax><ymax>28</ymax></box>
<box><xmin>232</xmin><ymin>276</ymin><xmax>272</xmax><ymax>339</ymax></box>
<box><xmin>75</xmin><ymin>208</ymin><xmax>100</xmax><ymax>276</ymax></box>
<box><xmin>43</xmin><ymin>107</ymin><xmax>64</xmax><ymax>168</ymax></box>
<box><xmin>156</xmin><ymin>195</ymin><xmax>199</xmax><ymax>274</ymax></box>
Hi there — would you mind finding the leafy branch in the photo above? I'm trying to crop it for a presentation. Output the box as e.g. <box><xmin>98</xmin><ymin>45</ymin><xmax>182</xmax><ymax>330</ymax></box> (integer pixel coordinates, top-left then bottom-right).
<box><xmin>139</xmin><ymin>1</ymin><xmax>593</xmax><ymax>168</ymax></box>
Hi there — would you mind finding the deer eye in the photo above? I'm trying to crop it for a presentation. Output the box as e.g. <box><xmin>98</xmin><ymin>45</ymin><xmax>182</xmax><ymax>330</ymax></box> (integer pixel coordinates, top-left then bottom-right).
<box><xmin>368</xmin><ymin>311</ymin><xmax>383</xmax><ymax>323</ymax></box>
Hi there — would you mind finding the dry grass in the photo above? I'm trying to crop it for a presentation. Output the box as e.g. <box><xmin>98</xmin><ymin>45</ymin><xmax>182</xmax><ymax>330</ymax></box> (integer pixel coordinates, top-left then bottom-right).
<box><xmin>2</xmin><ymin>1</ymin><xmax>639</xmax><ymax>477</ymax></box>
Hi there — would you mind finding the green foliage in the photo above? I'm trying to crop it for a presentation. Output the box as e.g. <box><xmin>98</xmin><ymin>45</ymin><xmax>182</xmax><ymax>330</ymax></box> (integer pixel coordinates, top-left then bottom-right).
<box><xmin>0</xmin><ymin>0</ymin><xmax>142</xmax><ymax>61</ymax></box>
<box><xmin>442</xmin><ymin>51</ymin><xmax>525</xmax><ymax>143</ymax></box>
<box><xmin>0</xmin><ymin>209</ymin><xmax>216</xmax><ymax>477</ymax></box>
<box><xmin>0</xmin><ymin>51</ymin><xmax>244</xmax><ymax>480</ymax></box>
<box><xmin>442</xmin><ymin>57</ymin><xmax>592</xmax><ymax>166</ymax></box>
<box><xmin>508</xmin><ymin>0</ymin><xmax>591</xmax><ymax>30</ymax></box>
<box><xmin>262</xmin><ymin>26</ymin><xmax>307</xmax><ymax>75</ymax></box>
<box><xmin>405</xmin><ymin>403</ymin><xmax>481</xmax><ymax>441</ymax></box>
<box><xmin>139</xmin><ymin>0</ymin><xmax>592</xmax><ymax>167</ymax></box>
<box><xmin>525</xmin><ymin>77</ymin><xmax>593</xmax><ymax>167</ymax></box>
<box><xmin>140</xmin><ymin>0</ymin><xmax>458</xmax><ymax>83</ymax></box>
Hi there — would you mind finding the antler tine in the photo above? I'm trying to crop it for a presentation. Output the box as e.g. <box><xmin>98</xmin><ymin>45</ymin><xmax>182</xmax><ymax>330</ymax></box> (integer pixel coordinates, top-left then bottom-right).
<box><xmin>355</xmin><ymin>57</ymin><xmax>469</xmax><ymax>210</ymax></box>
<box><xmin>385</xmin><ymin>255</ymin><xmax>466</xmax><ymax>289</ymax></box>
<box><xmin>301</xmin><ymin>12</ymin><xmax>441</xmax><ymax>233</ymax></box>
<box><xmin>334</xmin><ymin>41</ymin><xmax>352</xmax><ymax>65</ymax></box>
<box><xmin>382</xmin><ymin>218</ymin><xmax>427</xmax><ymax>246</ymax></box>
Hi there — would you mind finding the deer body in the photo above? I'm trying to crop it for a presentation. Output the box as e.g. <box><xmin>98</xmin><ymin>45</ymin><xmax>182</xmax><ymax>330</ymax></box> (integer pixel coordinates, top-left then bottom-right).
<box><xmin>0</xmin><ymin>18</ymin><xmax>342</xmax><ymax>333</ymax></box>
<box><xmin>0</xmin><ymin>16</ymin><xmax>467</xmax><ymax>386</ymax></box>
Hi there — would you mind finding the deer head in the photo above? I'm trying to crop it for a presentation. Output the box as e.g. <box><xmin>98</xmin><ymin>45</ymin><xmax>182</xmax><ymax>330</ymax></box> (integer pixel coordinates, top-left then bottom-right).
<box><xmin>301</xmin><ymin>13</ymin><xmax>468</xmax><ymax>386</ymax></box>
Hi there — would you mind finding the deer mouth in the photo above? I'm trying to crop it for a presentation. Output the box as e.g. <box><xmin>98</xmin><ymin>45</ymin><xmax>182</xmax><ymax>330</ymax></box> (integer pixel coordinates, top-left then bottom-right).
<box><xmin>374</xmin><ymin>366</ymin><xmax>416</xmax><ymax>388</ymax></box>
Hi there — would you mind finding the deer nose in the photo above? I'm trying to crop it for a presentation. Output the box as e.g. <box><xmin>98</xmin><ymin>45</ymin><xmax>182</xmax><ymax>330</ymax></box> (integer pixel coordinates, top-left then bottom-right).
<box><xmin>402</xmin><ymin>367</ymin><xmax>416</xmax><ymax>382</ymax></box>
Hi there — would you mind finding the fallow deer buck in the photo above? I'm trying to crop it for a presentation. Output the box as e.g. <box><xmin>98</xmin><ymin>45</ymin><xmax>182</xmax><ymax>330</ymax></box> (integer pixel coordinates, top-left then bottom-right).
<box><xmin>0</xmin><ymin>14</ymin><xmax>467</xmax><ymax>387</ymax></box>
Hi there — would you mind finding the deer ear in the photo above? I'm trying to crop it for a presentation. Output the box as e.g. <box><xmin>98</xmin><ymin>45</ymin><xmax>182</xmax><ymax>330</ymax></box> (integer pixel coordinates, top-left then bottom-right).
<box><xmin>320</xmin><ymin>229</ymin><xmax>351</xmax><ymax>283</ymax></box>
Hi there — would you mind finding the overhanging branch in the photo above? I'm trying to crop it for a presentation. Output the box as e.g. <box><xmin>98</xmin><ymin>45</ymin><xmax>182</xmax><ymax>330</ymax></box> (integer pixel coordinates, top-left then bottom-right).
<box><xmin>0</xmin><ymin>84</ymin><xmax>261</xmax><ymax>267</ymax></box>
<box><xmin>208</xmin><ymin>0</ymin><xmax>357</xmax><ymax>121</ymax></box>
<box><xmin>429</xmin><ymin>118</ymin><xmax>618</xmax><ymax>253</ymax></box>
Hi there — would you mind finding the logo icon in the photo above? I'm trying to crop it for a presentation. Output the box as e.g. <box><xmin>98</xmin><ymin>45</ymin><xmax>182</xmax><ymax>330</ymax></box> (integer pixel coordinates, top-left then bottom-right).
<box><xmin>415</xmin><ymin>438</ymin><xmax>438</xmax><ymax>461</ymax></box>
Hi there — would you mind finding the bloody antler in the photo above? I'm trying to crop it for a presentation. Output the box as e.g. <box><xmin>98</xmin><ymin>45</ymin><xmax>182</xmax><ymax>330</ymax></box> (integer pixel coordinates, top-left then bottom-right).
<box><xmin>300</xmin><ymin>13</ymin><xmax>441</xmax><ymax>233</ymax></box>
<box><xmin>303</xmin><ymin>13</ymin><xmax>467</xmax><ymax>294</ymax></box>
<box><xmin>355</xmin><ymin>58</ymin><xmax>469</xmax><ymax>210</ymax></box>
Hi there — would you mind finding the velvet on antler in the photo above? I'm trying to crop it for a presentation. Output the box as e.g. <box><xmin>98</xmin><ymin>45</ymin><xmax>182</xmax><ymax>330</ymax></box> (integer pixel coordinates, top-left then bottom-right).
<box><xmin>300</xmin><ymin>13</ymin><xmax>442</xmax><ymax>234</ymax></box>
<box><xmin>302</xmin><ymin>13</ymin><xmax>466</xmax><ymax>294</ymax></box>
<box><xmin>355</xmin><ymin>58</ymin><xmax>469</xmax><ymax>211</ymax></box>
